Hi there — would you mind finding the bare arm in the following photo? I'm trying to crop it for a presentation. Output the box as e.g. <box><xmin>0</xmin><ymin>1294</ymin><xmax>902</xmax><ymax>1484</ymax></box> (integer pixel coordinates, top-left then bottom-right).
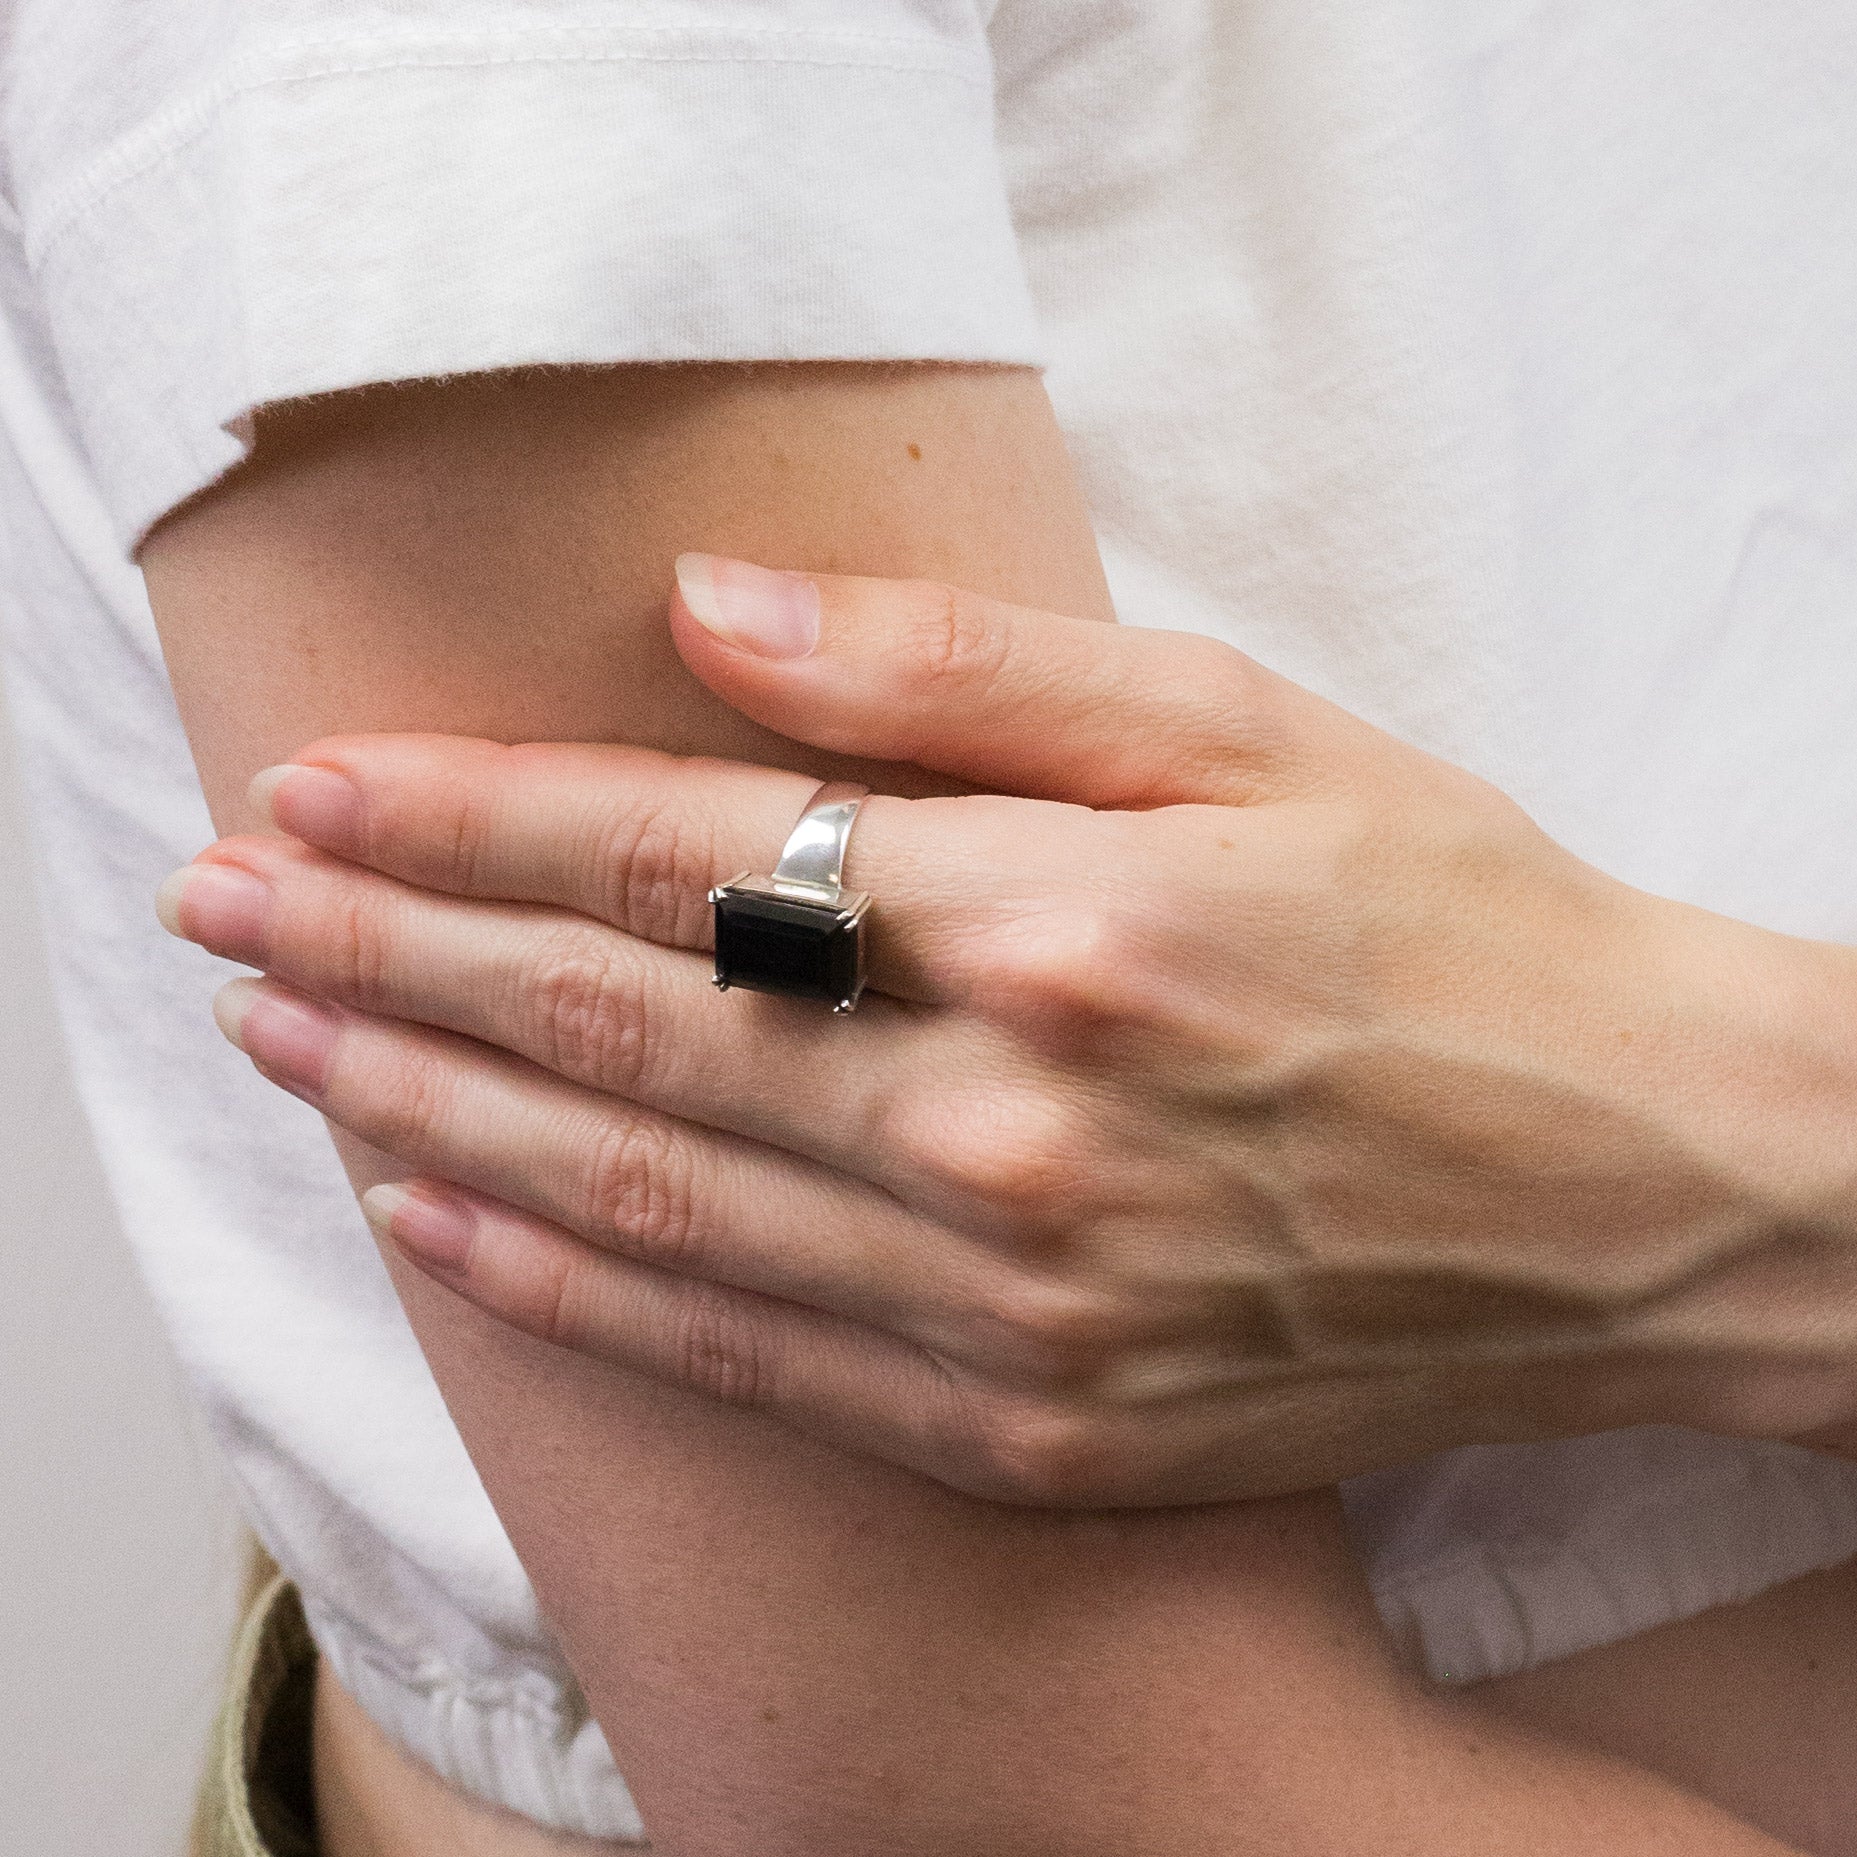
<box><xmin>141</xmin><ymin>363</ymin><xmax>1798</xmax><ymax>1855</ymax></box>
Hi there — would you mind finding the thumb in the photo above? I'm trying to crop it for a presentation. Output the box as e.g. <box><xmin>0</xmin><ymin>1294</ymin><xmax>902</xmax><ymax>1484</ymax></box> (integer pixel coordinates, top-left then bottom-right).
<box><xmin>669</xmin><ymin>554</ymin><xmax>1353</xmax><ymax>808</ymax></box>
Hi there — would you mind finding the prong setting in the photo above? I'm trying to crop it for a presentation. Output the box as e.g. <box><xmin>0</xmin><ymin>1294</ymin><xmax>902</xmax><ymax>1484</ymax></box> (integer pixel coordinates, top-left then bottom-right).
<box><xmin>710</xmin><ymin>782</ymin><xmax>873</xmax><ymax>1014</ymax></box>
<box><xmin>711</xmin><ymin>873</ymin><xmax>869</xmax><ymax>1011</ymax></box>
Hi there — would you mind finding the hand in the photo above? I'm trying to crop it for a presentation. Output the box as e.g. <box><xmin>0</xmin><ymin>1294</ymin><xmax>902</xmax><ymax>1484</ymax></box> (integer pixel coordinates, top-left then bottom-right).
<box><xmin>160</xmin><ymin>556</ymin><xmax>1857</xmax><ymax>1503</ymax></box>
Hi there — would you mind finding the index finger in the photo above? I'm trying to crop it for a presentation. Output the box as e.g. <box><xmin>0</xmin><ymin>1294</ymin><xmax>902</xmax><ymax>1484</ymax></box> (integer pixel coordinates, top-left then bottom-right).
<box><xmin>250</xmin><ymin>735</ymin><xmax>1094</xmax><ymax>1002</ymax></box>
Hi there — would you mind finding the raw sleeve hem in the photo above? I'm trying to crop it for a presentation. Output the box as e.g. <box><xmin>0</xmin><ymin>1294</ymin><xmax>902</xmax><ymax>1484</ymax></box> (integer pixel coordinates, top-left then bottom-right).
<box><xmin>20</xmin><ymin>24</ymin><xmax>1042</xmax><ymax>549</ymax></box>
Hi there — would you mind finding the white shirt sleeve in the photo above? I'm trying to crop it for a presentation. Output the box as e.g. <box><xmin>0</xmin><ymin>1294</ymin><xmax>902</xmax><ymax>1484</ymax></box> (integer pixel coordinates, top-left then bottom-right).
<box><xmin>3</xmin><ymin>2</ymin><xmax>1042</xmax><ymax>548</ymax></box>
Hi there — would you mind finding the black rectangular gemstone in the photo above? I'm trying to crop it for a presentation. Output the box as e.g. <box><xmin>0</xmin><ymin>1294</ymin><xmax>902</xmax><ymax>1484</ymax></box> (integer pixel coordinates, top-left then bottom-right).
<box><xmin>712</xmin><ymin>880</ymin><xmax>867</xmax><ymax>1010</ymax></box>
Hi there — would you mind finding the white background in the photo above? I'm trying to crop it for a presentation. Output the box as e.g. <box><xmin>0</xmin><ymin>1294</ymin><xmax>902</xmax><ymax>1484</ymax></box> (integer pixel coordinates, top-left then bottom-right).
<box><xmin>0</xmin><ymin>683</ymin><xmax>242</xmax><ymax>1856</ymax></box>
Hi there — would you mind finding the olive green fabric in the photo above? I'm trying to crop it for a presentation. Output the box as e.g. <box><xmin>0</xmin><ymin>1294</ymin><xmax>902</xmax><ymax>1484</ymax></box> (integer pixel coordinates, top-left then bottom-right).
<box><xmin>190</xmin><ymin>1562</ymin><xmax>320</xmax><ymax>1857</ymax></box>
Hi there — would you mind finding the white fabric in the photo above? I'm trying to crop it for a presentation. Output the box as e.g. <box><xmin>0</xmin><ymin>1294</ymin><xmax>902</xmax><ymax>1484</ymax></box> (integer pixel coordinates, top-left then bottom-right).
<box><xmin>2</xmin><ymin>0</ymin><xmax>1856</xmax><ymax>1836</ymax></box>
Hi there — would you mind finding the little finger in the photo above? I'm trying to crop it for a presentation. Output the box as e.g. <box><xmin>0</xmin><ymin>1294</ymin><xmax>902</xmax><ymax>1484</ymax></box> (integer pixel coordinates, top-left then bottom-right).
<box><xmin>363</xmin><ymin>1174</ymin><xmax>999</xmax><ymax>1495</ymax></box>
<box><xmin>216</xmin><ymin>976</ymin><xmax>1065</xmax><ymax>1377</ymax></box>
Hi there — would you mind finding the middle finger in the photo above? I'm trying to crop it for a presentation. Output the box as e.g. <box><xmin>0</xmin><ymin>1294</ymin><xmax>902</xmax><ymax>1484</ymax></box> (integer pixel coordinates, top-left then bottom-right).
<box><xmin>161</xmin><ymin>834</ymin><xmax>956</xmax><ymax>1186</ymax></box>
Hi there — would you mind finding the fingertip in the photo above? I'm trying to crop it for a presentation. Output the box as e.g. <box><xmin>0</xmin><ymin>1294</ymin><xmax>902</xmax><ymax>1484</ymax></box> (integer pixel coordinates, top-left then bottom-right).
<box><xmin>154</xmin><ymin>866</ymin><xmax>190</xmax><ymax>937</ymax></box>
<box><xmin>669</xmin><ymin>558</ymin><xmax>902</xmax><ymax>766</ymax></box>
<box><xmin>672</xmin><ymin>553</ymin><xmax>821</xmax><ymax>660</ymax></box>
<box><xmin>249</xmin><ymin>762</ymin><xmax>364</xmax><ymax>850</ymax></box>
<box><xmin>211</xmin><ymin>975</ymin><xmax>266</xmax><ymax>1051</ymax></box>
<box><xmin>671</xmin><ymin>552</ymin><xmax>723</xmax><ymax>631</ymax></box>
<box><xmin>365</xmin><ymin>1180</ymin><xmax>476</xmax><ymax>1275</ymax></box>
<box><xmin>214</xmin><ymin>979</ymin><xmax>340</xmax><ymax>1103</ymax></box>
<box><xmin>358</xmin><ymin>1180</ymin><xmax>408</xmax><ymax>1239</ymax></box>
<box><xmin>246</xmin><ymin>764</ymin><xmax>292</xmax><ymax>828</ymax></box>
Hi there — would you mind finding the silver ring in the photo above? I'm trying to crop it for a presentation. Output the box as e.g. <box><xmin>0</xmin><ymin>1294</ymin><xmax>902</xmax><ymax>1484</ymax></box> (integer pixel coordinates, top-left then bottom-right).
<box><xmin>708</xmin><ymin>782</ymin><xmax>873</xmax><ymax>1013</ymax></box>
<box><xmin>771</xmin><ymin>781</ymin><xmax>868</xmax><ymax>897</ymax></box>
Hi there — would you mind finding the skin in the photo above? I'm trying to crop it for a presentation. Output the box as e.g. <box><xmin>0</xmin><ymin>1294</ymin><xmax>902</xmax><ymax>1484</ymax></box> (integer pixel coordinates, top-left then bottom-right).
<box><xmin>140</xmin><ymin>364</ymin><xmax>1820</xmax><ymax>1855</ymax></box>
<box><xmin>1478</xmin><ymin>1557</ymin><xmax>1857</xmax><ymax>1857</ymax></box>
<box><xmin>174</xmin><ymin>568</ymin><xmax>1857</xmax><ymax>1505</ymax></box>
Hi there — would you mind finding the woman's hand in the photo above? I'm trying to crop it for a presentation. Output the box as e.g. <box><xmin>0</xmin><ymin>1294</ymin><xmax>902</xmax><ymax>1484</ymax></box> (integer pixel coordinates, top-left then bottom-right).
<box><xmin>159</xmin><ymin>556</ymin><xmax>1857</xmax><ymax>1503</ymax></box>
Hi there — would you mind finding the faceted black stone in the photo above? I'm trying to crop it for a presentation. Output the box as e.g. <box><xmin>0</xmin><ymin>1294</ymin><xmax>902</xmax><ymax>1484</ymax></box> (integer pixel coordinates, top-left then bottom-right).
<box><xmin>712</xmin><ymin>882</ymin><xmax>866</xmax><ymax>1010</ymax></box>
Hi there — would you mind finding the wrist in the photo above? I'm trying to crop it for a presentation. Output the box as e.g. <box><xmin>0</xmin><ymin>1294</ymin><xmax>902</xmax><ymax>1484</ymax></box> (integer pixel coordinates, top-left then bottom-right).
<box><xmin>1631</xmin><ymin>897</ymin><xmax>1857</xmax><ymax>1441</ymax></box>
<box><xmin>1675</xmin><ymin>903</ymin><xmax>1857</xmax><ymax>1211</ymax></box>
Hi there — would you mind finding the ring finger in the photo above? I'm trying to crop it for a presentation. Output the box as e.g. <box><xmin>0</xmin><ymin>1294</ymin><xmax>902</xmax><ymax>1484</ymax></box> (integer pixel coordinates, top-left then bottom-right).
<box><xmin>250</xmin><ymin>734</ymin><xmax>1109</xmax><ymax>1001</ymax></box>
<box><xmin>218</xmin><ymin>974</ymin><xmax>1056</xmax><ymax>1380</ymax></box>
<box><xmin>163</xmin><ymin>833</ymin><xmax>965</xmax><ymax>1189</ymax></box>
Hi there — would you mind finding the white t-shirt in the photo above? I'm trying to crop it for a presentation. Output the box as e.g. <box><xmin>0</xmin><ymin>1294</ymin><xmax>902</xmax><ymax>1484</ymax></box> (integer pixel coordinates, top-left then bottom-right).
<box><xmin>4</xmin><ymin>0</ymin><xmax>1857</xmax><ymax>1838</ymax></box>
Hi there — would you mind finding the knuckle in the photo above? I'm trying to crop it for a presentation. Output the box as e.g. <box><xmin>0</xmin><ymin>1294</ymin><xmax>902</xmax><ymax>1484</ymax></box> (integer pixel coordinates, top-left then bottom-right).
<box><xmin>1187</xmin><ymin>630</ymin><xmax>1270</xmax><ymax>719</ymax></box>
<box><xmin>351</xmin><ymin>1037</ymin><xmax>457</xmax><ymax>1162</ymax></box>
<box><xmin>603</xmin><ymin>1131</ymin><xmax>705</xmax><ymax>1272</ymax></box>
<box><xmin>528</xmin><ymin>1248</ymin><xmax>596</xmax><ymax>1352</ymax></box>
<box><xmin>669</xmin><ymin>1284</ymin><xmax>772</xmax><ymax>1408</ymax></box>
<box><xmin>968</xmin><ymin>1278</ymin><xmax>1137</xmax><ymax>1390</ymax></box>
<box><xmin>439</xmin><ymin>773</ymin><xmax>501</xmax><ymax>892</ymax></box>
<box><xmin>578</xmin><ymin>1113</ymin><xmax>686</xmax><ymax>1251</ymax></box>
<box><xmin>1169</xmin><ymin>636</ymin><xmax>1312</xmax><ymax>794</ymax></box>
<box><xmin>962</xmin><ymin>1393</ymin><xmax>1115</xmax><ymax>1507</ymax></box>
<box><xmin>905</xmin><ymin>580</ymin><xmax>1010</xmax><ymax>693</ymax></box>
<box><xmin>525</xmin><ymin>932</ymin><xmax>652</xmax><ymax>1093</ymax></box>
<box><xmin>591</xmin><ymin>792</ymin><xmax>713</xmax><ymax>943</ymax></box>
<box><xmin>317</xmin><ymin>883</ymin><xmax>402</xmax><ymax>1010</ymax></box>
<box><xmin>887</xmin><ymin>1088</ymin><xmax>1091</xmax><ymax>1232</ymax></box>
<box><xmin>971</xmin><ymin>904</ymin><xmax>1149</xmax><ymax>1045</ymax></box>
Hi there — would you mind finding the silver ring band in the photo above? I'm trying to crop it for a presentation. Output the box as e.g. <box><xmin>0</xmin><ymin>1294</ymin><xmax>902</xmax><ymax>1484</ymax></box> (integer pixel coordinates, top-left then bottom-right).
<box><xmin>771</xmin><ymin>781</ymin><xmax>868</xmax><ymax>900</ymax></box>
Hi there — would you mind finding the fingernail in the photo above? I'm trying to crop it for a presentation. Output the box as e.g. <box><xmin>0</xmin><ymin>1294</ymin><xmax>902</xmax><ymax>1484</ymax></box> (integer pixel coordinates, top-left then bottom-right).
<box><xmin>156</xmin><ymin>863</ymin><xmax>272</xmax><ymax>959</ymax></box>
<box><xmin>250</xmin><ymin>763</ymin><xmax>363</xmax><ymax>850</ymax></box>
<box><xmin>363</xmin><ymin>1182</ymin><xmax>477</xmax><ymax>1275</ymax></box>
<box><xmin>675</xmin><ymin>553</ymin><xmax>820</xmax><ymax>659</ymax></box>
<box><xmin>214</xmin><ymin>978</ymin><xmax>339</xmax><ymax>1101</ymax></box>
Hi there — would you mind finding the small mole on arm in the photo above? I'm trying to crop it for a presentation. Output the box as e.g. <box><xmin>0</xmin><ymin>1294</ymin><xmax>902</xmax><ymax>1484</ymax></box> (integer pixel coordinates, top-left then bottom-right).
<box><xmin>907</xmin><ymin>442</ymin><xmax>923</xmax><ymax>462</ymax></box>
